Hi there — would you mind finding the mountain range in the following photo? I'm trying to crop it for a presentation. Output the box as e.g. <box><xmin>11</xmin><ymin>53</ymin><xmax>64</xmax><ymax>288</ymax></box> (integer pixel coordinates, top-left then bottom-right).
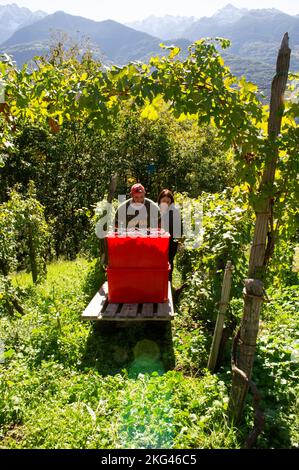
<box><xmin>0</xmin><ymin>2</ymin><xmax>46</xmax><ymax>44</ymax></box>
<box><xmin>126</xmin><ymin>14</ymin><xmax>197</xmax><ymax>40</ymax></box>
<box><xmin>0</xmin><ymin>8</ymin><xmax>190</xmax><ymax>67</ymax></box>
<box><xmin>0</xmin><ymin>3</ymin><xmax>299</xmax><ymax>97</ymax></box>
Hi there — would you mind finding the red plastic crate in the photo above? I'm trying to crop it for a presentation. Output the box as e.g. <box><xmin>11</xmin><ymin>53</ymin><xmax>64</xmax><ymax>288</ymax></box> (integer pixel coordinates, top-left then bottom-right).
<box><xmin>106</xmin><ymin>230</ymin><xmax>170</xmax><ymax>269</ymax></box>
<box><xmin>107</xmin><ymin>266</ymin><xmax>170</xmax><ymax>303</ymax></box>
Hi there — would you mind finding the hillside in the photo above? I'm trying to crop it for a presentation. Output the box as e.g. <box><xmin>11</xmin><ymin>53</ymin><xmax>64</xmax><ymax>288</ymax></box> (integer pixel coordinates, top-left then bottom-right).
<box><xmin>0</xmin><ymin>30</ymin><xmax>298</xmax><ymax>451</ymax></box>
<box><xmin>0</xmin><ymin>10</ymin><xmax>191</xmax><ymax>66</ymax></box>
<box><xmin>126</xmin><ymin>4</ymin><xmax>299</xmax><ymax>96</ymax></box>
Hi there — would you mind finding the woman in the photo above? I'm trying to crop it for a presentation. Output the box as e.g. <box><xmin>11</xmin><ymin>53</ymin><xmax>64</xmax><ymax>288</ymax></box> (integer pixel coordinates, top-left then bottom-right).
<box><xmin>158</xmin><ymin>189</ymin><xmax>183</xmax><ymax>282</ymax></box>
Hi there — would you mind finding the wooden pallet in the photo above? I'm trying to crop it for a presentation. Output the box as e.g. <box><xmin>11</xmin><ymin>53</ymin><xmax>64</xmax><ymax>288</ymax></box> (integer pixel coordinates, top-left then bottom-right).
<box><xmin>81</xmin><ymin>282</ymin><xmax>174</xmax><ymax>321</ymax></box>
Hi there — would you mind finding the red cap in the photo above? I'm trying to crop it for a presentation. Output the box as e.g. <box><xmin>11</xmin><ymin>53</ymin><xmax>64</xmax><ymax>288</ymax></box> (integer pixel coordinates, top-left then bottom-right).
<box><xmin>131</xmin><ymin>183</ymin><xmax>145</xmax><ymax>195</ymax></box>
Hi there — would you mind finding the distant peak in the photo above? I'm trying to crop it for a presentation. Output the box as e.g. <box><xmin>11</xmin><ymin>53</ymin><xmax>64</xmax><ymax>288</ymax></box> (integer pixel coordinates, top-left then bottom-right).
<box><xmin>0</xmin><ymin>2</ymin><xmax>27</xmax><ymax>10</ymax></box>
<box><xmin>101</xmin><ymin>19</ymin><xmax>118</xmax><ymax>24</ymax></box>
<box><xmin>222</xmin><ymin>3</ymin><xmax>239</xmax><ymax>10</ymax></box>
<box><xmin>52</xmin><ymin>10</ymin><xmax>67</xmax><ymax>16</ymax></box>
<box><xmin>211</xmin><ymin>3</ymin><xmax>248</xmax><ymax>22</ymax></box>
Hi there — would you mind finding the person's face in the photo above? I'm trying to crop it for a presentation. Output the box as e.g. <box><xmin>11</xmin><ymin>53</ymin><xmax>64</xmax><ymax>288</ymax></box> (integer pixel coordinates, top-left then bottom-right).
<box><xmin>160</xmin><ymin>196</ymin><xmax>171</xmax><ymax>208</ymax></box>
<box><xmin>160</xmin><ymin>196</ymin><xmax>172</xmax><ymax>213</ymax></box>
<box><xmin>160</xmin><ymin>196</ymin><xmax>172</xmax><ymax>206</ymax></box>
<box><xmin>132</xmin><ymin>192</ymin><xmax>145</xmax><ymax>204</ymax></box>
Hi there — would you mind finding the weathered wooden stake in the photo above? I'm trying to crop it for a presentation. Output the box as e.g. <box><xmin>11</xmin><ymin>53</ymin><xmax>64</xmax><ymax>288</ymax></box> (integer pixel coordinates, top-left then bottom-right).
<box><xmin>228</xmin><ymin>33</ymin><xmax>291</xmax><ymax>424</ymax></box>
<box><xmin>208</xmin><ymin>260</ymin><xmax>234</xmax><ymax>371</ymax></box>
<box><xmin>107</xmin><ymin>174</ymin><xmax>118</xmax><ymax>204</ymax></box>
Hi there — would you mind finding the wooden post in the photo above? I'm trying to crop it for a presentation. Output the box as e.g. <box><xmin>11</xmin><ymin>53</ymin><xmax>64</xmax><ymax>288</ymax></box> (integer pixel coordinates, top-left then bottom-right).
<box><xmin>107</xmin><ymin>174</ymin><xmax>118</xmax><ymax>205</ymax></box>
<box><xmin>208</xmin><ymin>260</ymin><xmax>234</xmax><ymax>371</ymax></box>
<box><xmin>28</xmin><ymin>219</ymin><xmax>38</xmax><ymax>284</ymax></box>
<box><xmin>228</xmin><ymin>33</ymin><xmax>291</xmax><ymax>424</ymax></box>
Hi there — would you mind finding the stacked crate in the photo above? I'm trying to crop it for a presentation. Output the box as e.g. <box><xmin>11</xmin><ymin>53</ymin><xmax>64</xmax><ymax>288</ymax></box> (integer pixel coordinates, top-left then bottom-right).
<box><xmin>106</xmin><ymin>230</ymin><xmax>170</xmax><ymax>303</ymax></box>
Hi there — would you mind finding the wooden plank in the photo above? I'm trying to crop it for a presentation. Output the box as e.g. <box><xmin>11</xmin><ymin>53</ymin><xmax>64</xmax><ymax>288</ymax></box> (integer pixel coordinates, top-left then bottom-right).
<box><xmin>81</xmin><ymin>282</ymin><xmax>108</xmax><ymax>320</ymax></box>
<box><xmin>157</xmin><ymin>301</ymin><xmax>172</xmax><ymax>318</ymax></box>
<box><xmin>157</xmin><ymin>285</ymin><xmax>174</xmax><ymax>318</ymax></box>
<box><xmin>118</xmin><ymin>303</ymin><xmax>139</xmax><ymax>318</ymax></box>
<box><xmin>82</xmin><ymin>281</ymin><xmax>175</xmax><ymax>321</ymax></box>
<box><xmin>102</xmin><ymin>302</ymin><xmax>119</xmax><ymax>318</ymax></box>
<box><xmin>141</xmin><ymin>303</ymin><xmax>154</xmax><ymax>318</ymax></box>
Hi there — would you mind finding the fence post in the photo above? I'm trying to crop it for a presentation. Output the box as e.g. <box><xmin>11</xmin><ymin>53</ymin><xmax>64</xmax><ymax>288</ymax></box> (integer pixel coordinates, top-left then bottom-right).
<box><xmin>207</xmin><ymin>260</ymin><xmax>234</xmax><ymax>371</ymax></box>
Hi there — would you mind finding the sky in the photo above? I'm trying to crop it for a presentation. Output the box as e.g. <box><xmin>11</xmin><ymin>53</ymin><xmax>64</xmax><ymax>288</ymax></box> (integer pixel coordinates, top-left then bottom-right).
<box><xmin>0</xmin><ymin>0</ymin><xmax>298</xmax><ymax>23</ymax></box>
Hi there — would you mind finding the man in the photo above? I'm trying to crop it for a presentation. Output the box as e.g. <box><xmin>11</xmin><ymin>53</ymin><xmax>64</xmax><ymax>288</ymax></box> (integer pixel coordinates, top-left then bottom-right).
<box><xmin>115</xmin><ymin>183</ymin><xmax>160</xmax><ymax>231</ymax></box>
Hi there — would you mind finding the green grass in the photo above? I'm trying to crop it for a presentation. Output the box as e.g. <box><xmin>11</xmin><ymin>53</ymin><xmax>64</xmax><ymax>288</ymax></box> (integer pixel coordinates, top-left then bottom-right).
<box><xmin>0</xmin><ymin>257</ymin><xmax>298</xmax><ymax>448</ymax></box>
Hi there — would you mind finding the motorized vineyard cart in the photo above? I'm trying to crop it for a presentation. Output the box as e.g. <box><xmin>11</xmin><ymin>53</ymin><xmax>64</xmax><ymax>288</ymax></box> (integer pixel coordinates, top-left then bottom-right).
<box><xmin>81</xmin><ymin>229</ymin><xmax>174</xmax><ymax>322</ymax></box>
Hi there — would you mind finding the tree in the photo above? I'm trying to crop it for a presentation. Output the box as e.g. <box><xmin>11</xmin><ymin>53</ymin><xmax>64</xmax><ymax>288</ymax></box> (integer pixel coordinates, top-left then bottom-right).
<box><xmin>0</xmin><ymin>181</ymin><xmax>50</xmax><ymax>284</ymax></box>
